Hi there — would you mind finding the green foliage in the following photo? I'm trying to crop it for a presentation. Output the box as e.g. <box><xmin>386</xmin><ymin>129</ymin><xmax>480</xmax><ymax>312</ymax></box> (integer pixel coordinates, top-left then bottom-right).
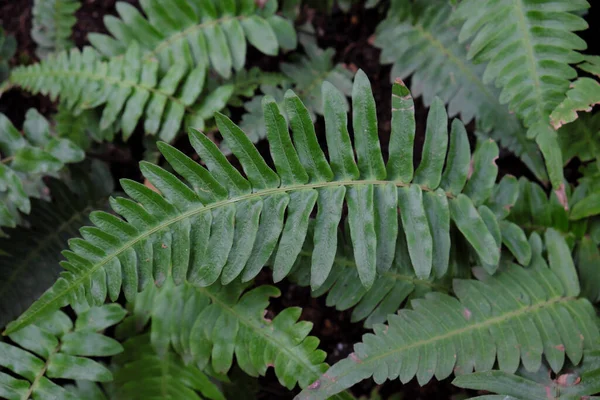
<box><xmin>8</xmin><ymin>44</ymin><xmax>234</xmax><ymax>142</ymax></box>
<box><xmin>87</xmin><ymin>0</ymin><xmax>297</xmax><ymax>79</ymax></box>
<box><xmin>550</xmin><ymin>78</ymin><xmax>600</xmax><ymax>129</ymax></box>
<box><xmin>231</xmin><ymin>25</ymin><xmax>354</xmax><ymax>151</ymax></box>
<box><xmin>31</xmin><ymin>0</ymin><xmax>81</xmax><ymax>58</ymax></box>
<box><xmin>453</xmin><ymin>350</ymin><xmax>600</xmax><ymax>400</ymax></box>
<box><xmin>374</xmin><ymin>2</ymin><xmax>548</xmax><ymax>182</ymax></box>
<box><xmin>5</xmin><ymin>74</ymin><xmax>521</xmax><ymax>334</ymax></box>
<box><xmin>0</xmin><ymin>109</ymin><xmax>84</xmax><ymax>230</ymax></box>
<box><xmin>0</xmin><ymin>27</ymin><xmax>16</xmax><ymax>83</ymax></box>
<box><xmin>297</xmin><ymin>231</ymin><xmax>599</xmax><ymax>398</ymax></box>
<box><xmin>116</xmin><ymin>277</ymin><xmax>332</xmax><ymax>392</ymax></box>
<box><xmin>0</xmin><ymin>304</ymin><xmax>126</xmax><ymax>400</ymax></box>
<box><xmin>0</xmin><ymin>164</ymin><xmax>113</xmax><ymax>328</ymax></box>
<box><xmin>107</xmin><ymin>335</ymin><xmax>226</xmax><ymax>400</ymax></box>
<box><xmin>557</xmin><ymin>113</ymin><xmax>600</xmax><ymax>169</ymax></box>
<box><xmin>454</xmin><ymin>0</ymin><xmax>590</xmax><ymax>189</ymax></box>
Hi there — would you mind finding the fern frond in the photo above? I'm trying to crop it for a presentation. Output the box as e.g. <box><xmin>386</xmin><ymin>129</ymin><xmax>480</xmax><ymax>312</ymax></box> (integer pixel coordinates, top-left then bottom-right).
<box><xmin>0</xmin><ymin>109</ymin><xmax>84</xmax><ymax>230</ymax></box>
<box><xmin>88</xmin><ymin>0</ymin><xmax>296</xmax><ymax>79</ymax></box>
<box><xmin>0</xmin><ymin>166</ymin><xmax>113</xmax><ymax>329</ymax></box>
<box><xmin>0</xmin><ymin>304</ymin><xmax>125</xmax><ymax>400</ymax></box>
<box><xmin>231</xmin><ymin>37</ymin><xmax>353</xmax><ymax>151</ymax></box>
<box><xmin>297</xmin><ymin>230</ymin><xmax>599</xmax><ymax>399</ymax></box>
<box><xmin>291</xmin><ymin>174</ymin><xmax>524</xmax><ymax>328</ymax></box>
<box><xmin>374</xmin><ymin>3</ymin><xmax>548</xmax><ymax>182</ymax></box>
<box><xmin>0</xmin><ymin>27</ymin><xmax>16</xmax><ymax>83</ymax></box>
<box><xmin>550</xmin><ymin>78</ymin><xmax>600</xmax><ymax>129</ymax></box>
<box><xmin>117</xmin><ymin>277</ymin><xmax>333</xmax><ymax>392</ymax></box>
<box><xmin>31</xmin><ymin>0</ymin><xmax>80</xmax><ymax>58</ymax></box>
<box><xmin>507</xmin><ymin>177</ymin><xmax>600</xmax><ymax>304</ymax></box>
<box><xmin>54</xmin><ymin>105</ymin><xmax>117</xmax><ymax>149</ymax></box>
<box><xmin>454</xmin><ymin>0</ymin><xmax>590</xmax><ymax>188</ymax></box>
<box><xmin>9</xmin><ymin>44</ymin><xmax>234</xmax><ymax>142</ymax></box>
<box><xmin>454</xmin><ymin>350</ymin><xmax>600</xmax><ymax>400</ymax></box>
<box><xmin>7</xmin><ymin>73</ymin><xmax>516</xmax><ymax>334</ymax></box>
<box><xmin>557</xmin><ymin>113</ymin><xmax>600</xmax><ymax>168</ymax></box>
<box><xmin>106</xmin><ymin>334</ymin><xmax>226</xmax><ymax>400</ymax></box>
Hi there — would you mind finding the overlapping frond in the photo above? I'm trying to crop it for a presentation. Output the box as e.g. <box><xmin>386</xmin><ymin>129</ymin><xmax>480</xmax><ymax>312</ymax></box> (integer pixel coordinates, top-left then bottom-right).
<box><xmin>232</xmin><ymin>30</ymin><xmax>354</xmax><ymax>150</ymax></box>
<box><xmin>454</xmin><ymin>0</ymin><xmax>590</xmax><ymax>188</ymax></box>
<box><xmin>31</xmin><ymin>0</ymin><xmax>80</xmax><ymax>58</ymax></box>
<box><xmin>454</xmin><ymin>350</ymin><xmax>600</xmax><ymax>400</ymax></box>
<box><xmin>0</xmin><ymin>165</ymin><xmax>113</xmax><ymax>328</ymax></box>
<box><xmin>88</xmin><ymin>0</ymin><xmax>296</xmax><ymax>79</ymax></box>
<box><xmin>557</xmin><ymin>113</ymin><xmax>600</xmax><ymax>168</ymax></box>
<box><xmin>290</xmin><ymin>174</ymin><xmax>525</xmax><ymax>328</ymax></box>
<box><xmin>8</xmin><ymin>43</ymin><xmax>234</xmax><ymax>142</ymax></box>
<box><xmin>0</xmin><ymin>304</ymin><xmax>125</xmax><ymax>400</ymax></box>
<box><xmin>107</xmin><ymin>334</ymin><xmax>226</xmax><ymax>400</ymax></box>
<box><xmin>297</xmin><ymin>230</ymin><xmax>599</xmax><ymax>399</ymax></box>
<box><xmin>7</xmin><ymin>73</ymin><xmax>516</xmax><ymax>334</ymax></box>
<box><xmin>0</xmin><ymin>109</ymin><xmax>84</xmax><ymax>230</ymax></box>
<box><xmin>374</xmin><ymin>3</ymin><xmax>548</xmax><ymax>182</ymax></box>
<box><xmin>508</xmin><ymin>178</ymin><xmax>600</xmax><ymax>304</ymax></box>
<box><xmin>117</xmin><ymin>278</ymin><xmax>331</xmax><ymax>392</ymax></box>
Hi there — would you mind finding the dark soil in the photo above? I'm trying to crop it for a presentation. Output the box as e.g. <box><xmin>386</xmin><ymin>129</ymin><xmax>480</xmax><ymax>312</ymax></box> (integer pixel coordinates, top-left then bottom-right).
<box><xmin>1</xmin><ymin>0</ymin><xmax>599</xmax><ymax>399</ymax></box>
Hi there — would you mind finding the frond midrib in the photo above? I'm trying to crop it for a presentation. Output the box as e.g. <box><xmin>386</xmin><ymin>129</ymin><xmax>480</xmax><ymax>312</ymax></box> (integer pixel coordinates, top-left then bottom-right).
<box><xmin>414</xmin><ymin>24</ymin><xmax>499</xmax><ymax>108</ymax></box>
<box><xmin>315</xmin><ymin>295</ymin><xmax>576</xmax><ymax>393</ymax></box>
<box><xmin>7</xmin><ymin>178</ymin><xmax>454</xmax><ymax>333</ymax></box>
<box><xmin>9</xmin><ymin>69</ymin><xmax>196</xmax><ymax>116</ymax></box>
<box><xmin>146</xmin><ymin>15</ymin><xmax>247</xmax><ymax>62</ymax></box>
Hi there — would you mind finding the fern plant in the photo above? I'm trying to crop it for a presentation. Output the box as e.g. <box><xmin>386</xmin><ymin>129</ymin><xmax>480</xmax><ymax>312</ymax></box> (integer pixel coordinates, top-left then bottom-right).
<box><xmin>0</xmin><ymin>109</ymin><xmax>84</xmax><ymax>230</ymax></box>
<box><xmin>453</xmin><ymin>350</ymin><xmax>600</xmax><ymax>399</ymax></box>
<box><xmin>31</xmin><ymin>0</ymin><xmax>81</xmax><ymax>58</ymax></box>
<box><xmin>0</xmin><ymin>304</ymin><xmax>126</xmax><ymax>400</ymax></box>
<box><xmin>453</xmin><ymin>0</ymin><xmax>590</xmax><ymax>189</ymax></box>
<box><xmin>297</xmin><ymin>230</ymin><xmax>599</xmax><ymax>398</ymax></box>
<box><xmin>374</xmin><ymin>2</ymin><xmax>548</xmax><ymax>183</ymax></box>
<box><xmin>7</xmin><ymin>44</ymin><xmax>236</xmax><ymax>142</ymax></box>
<box><xmin>87</xmin><ymin>0</ymin><xmax>297</xmax><ymax>79</ymax></box>
<box><xmin>5</xmin><ymin>72</ymin><xmax>529</xmax><ymax>335</ymax></box>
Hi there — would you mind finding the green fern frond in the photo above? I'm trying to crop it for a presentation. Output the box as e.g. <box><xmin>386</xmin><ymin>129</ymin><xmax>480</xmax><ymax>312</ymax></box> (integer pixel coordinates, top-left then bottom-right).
<box><xmin>0</xmin><ymin>166</ymin><xmax>113</xmax><ymax>329</ymax></box>
<box><xmin>557</xmin><ymin>113</ymin><xmax>600</xmax><ymax>168</ymax></box>
<box><xmin>297</xmin><ymin>230</ymin><xmax>599</xmax><ymax>399</ymax></box>
<box><xmin>117</xmin><ymin>277</ymin><xmax>332</xmax><ymax>392</ymax></box>
<box><xmin>550</xmin><ymin>78</ymin><xmax>600</xmax><ymax>129</ymax></box>
<box><xmin>0</xmin><ymin>109</ymin><xmax>84</xmax><ymax>230</ymax></box>
<box><xmin>88</xmin><ymin>0</ymin><xmax>296</xmax><ymax>79</ymax></box>
<box><xmin>31</xmin><ymin>0</ymin><xmax>81</xmax><ymax>58</ymax></box>
<box><xmin>0</xmin><ymin>304</ymin><xmax>125</xmax><ymax>400</ymax></box>
<box><xmin>454</xmin><ymin>350</ymin><xmax>600</xmax><ymax>400</ymax></box>
<box><xmin>454</xmin><ymin>0</ymin><xmax>590</xmax><ymax>188</ymax></box>
<box><xmin>54</xmin><ymin>105</ymin><xmax>117</xmax><ymax>149</ymax></box>
<box><xmin>107</xmin><ymin>334</ymin><xmax>226</xmax><ymax>400</ymax></box>
<box><xmin>0</xmin><ymin>27</ymin><xmax>16</xmax><ymax>83</ymax></box>
<box><xmin>6</xmin><ymin>73</ymin><xmax>515</xmax><ymax>334</ymax></box>
<box><xmin>8</xmin><ymin>44</ymin><xmax>234</xmax><ymax>142</ymax></box>
<box><xmin>230</xmin><ymin>40</ymin><xmax>353</xmax><ymax>151</ymax></box>
<box><xmin>291</xmin><ymin>174</ymin><xmax>523</xmax><ymax>328</ymax></box>
<box><xmin>374</xmin><ymin>3</ymin><xmax>548</xmax><ymax>183</ymax></box>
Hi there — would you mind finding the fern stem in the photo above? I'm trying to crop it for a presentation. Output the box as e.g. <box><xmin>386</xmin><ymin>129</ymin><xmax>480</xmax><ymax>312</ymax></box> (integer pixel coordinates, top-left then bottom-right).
<box><xmin>25</xmin><ymin>342</ymin><xmax>62</xmax><ymax>399</ymax></box>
